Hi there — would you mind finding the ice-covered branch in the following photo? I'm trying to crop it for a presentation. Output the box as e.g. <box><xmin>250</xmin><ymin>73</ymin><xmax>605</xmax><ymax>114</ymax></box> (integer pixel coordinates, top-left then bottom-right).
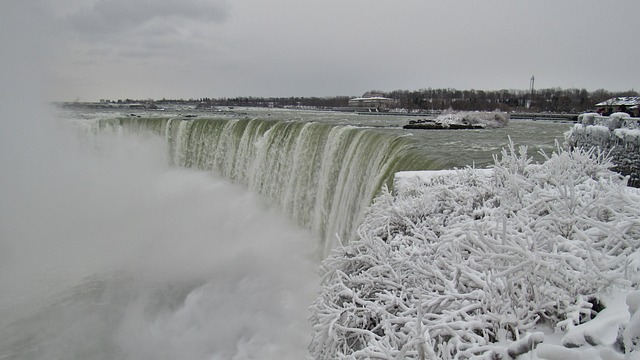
<box><xmin>309</xmin><ymin>142</ymin><xmax>640</xmax><ymax>359</ymax></box>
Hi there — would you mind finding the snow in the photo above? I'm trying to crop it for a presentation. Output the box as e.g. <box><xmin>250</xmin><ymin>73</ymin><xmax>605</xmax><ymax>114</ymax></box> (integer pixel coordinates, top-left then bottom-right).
<box><xmin>559</xmin><ymin>290</ymin><xmax>628</xmax><ymax>347</ymax></box>
<box><xmin>595</xmin><ymin>97</ymin><xmax>640</xmax><ymax>108</ymax></box>
<box><xmin>395</xmin><ymin>169</ymin><xmax>493</xmax><ymax>195</ymax></box>
<box><xmin>577</xmin><ymin>112</ymin><xmax>640</xmax><ymax>130</ymax></box>
<box><xmin>433</xmin><ymin>110</ymin><xmax>510</xmax><ymax>129</ymax></box>
<box><xmin>350</xmin><ymin>97</ymin><xmax>393</xmax><ymax>101</ymax></box>
<box><xmin>309</xmin><ymin>141</ymin><xmax>640</xmax><ymax>359</ymax></box>
<box><xmin>614</xmin><ymin>128</ymin><xmax>640</xmax><ymax>142</ymax></box>
<box><xmin>568</xmin><ymin>113</ymin><xmax>640</xmax><ymax>187</ymax></box>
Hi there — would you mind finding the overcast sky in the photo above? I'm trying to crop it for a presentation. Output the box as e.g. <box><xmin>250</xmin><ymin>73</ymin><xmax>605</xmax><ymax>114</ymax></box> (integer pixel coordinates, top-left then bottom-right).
<box><xmin>5</xmin><ymin>0</ymin><xmax>640</xmax><ymax>101</ymax></box>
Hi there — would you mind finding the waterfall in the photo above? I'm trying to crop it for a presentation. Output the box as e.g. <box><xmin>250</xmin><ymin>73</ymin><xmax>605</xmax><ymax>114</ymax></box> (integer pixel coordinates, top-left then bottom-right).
<box><xmin>111</xmin><ymin>116</ymin><xmax>434</xmax><ymax>256</ymax></box>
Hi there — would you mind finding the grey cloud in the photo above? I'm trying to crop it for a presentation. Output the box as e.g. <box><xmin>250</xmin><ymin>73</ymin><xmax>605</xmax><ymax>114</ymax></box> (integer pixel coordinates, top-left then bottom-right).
<box><xmin>52</xmin><ymin>0</ymin><xmax>640</xmax><ymax>100</ymax></box>
<box><xmin>66</xmin><ymin>0</ymin><xmax>229</xmax><ymax>37</ymax></box>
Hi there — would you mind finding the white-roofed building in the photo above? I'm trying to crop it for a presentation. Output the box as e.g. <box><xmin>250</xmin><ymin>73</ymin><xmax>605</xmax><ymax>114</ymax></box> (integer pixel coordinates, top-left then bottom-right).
<box><xmin>595</xmin><ymin>96</ymin><xmax>639</xmax><ymax>116</ymax></box>
<box><xmin>595</xmin><ymin>96</ymin><xmax>640</xmax><ymax>108</ymax></box>
<box><xmin>347</xmin><ymin>96</ymin><xmax>396</xmax><ymax>109</ymax></box>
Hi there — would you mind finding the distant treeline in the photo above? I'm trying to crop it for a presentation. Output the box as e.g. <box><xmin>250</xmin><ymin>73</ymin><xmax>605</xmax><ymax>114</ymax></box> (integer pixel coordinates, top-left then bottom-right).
<box><xmin>192</xmin><ymin>96</ymin><xmax>351</xmax><ymax>109</ymax></box>
<box><xmin>376</xmin><ymin>88</ymin><xmax>638</xmax><ymax>113</ymax></box>
<box><xmin>97</xmin><ymin>88</ymin><xmax>638</xmax><ymax>113</ymax></box>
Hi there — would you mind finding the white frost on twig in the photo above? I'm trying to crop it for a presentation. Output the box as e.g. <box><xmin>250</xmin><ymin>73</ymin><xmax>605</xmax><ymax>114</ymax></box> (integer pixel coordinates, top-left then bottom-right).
<box><xmin>309</xmin><ymin>141</ymin><xmax>640</xmax><ymax>359</ymax></box>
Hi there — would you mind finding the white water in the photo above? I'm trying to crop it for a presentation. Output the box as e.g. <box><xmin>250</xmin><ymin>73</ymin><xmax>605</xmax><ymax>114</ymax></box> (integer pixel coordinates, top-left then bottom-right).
<box><xmin>114</xmin><ymin>116</ymin><xmax>434</xmax><ymax>257</ymax></box>
<box><xmin>0</xmin><ymin>108</ymin><xmax>319</xmax><ymax>359</ymax></box>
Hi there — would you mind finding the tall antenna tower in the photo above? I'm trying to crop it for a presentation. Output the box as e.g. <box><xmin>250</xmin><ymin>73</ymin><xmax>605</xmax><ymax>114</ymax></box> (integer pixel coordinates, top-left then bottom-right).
<box><xmin>530</xmin><ymin>75</ymin><xmax>535</xmax><ymax>95</ymax></box>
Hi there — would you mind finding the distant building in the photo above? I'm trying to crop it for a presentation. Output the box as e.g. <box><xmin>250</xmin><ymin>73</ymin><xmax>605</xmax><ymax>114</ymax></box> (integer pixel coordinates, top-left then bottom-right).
<box><xmin>595</xmin><ymin>97</ymin><xmax>639</xmax><ymax>107</ymax></box>
<box><xmin>348</xmin><ymin>96</ymin><xmax>396</xmax><ymax>109</ymax></box>
<box><xmin>595</xmin><ymin>97</ymin><xmax>639</xmax><ymax>116</ymax></box>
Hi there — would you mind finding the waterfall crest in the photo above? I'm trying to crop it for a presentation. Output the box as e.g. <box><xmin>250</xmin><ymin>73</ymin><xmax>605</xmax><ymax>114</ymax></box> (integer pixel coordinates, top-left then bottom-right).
<box><xmin>112</xmin><ymin>116</ymin><xmax>434</xmax><ymax>256</ymax></box>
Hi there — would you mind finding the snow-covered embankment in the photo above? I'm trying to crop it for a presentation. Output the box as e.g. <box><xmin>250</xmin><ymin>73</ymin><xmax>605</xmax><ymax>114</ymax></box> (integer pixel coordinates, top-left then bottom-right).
<box><xmin>309</xmin><ymin>142</ymin><xmax>640</xmax><ymax>359</ymax></box>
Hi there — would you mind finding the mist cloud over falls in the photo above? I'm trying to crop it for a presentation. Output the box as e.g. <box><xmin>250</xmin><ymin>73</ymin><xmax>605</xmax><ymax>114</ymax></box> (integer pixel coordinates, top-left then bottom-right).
<box><xmin>0</xmin><ymin>116</ymin><xmax>319</xmax><ymax>359</ymax></box>
<box><xmin>3</xmin><ymin>4</ymin><xmax>317</xmax><ymax>358</ymax></box>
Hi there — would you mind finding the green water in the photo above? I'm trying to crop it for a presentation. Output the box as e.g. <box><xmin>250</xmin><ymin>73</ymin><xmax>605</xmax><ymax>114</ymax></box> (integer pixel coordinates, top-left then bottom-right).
<box><xmin>98</xmin><ymin>110</ymin><xmax>571</xmax><ymax>255</ymax></box>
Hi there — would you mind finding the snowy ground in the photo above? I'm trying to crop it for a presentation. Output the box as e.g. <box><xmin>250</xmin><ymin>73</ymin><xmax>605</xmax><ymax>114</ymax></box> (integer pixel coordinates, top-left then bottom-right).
<box><xmin>310</xmin><ymin>142</ymin><xmax>640</xmax><ymax>359</ymax></box>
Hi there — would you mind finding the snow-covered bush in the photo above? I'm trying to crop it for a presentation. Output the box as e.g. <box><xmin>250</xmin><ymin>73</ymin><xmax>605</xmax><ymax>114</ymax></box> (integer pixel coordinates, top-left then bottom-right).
<box><xmin>576</xmin><ymin>112</ymin><xmax>639</xmax><ymax>130</ymax></box>
<box><xmin>309</xmin><ymin>142</ymin><xmax>640</xmax><ymax>359</ymax></box>
<box><xmin>567</xmin><ymin>114</ymin><xmax>640</xmax><ymax>188</ymax></box>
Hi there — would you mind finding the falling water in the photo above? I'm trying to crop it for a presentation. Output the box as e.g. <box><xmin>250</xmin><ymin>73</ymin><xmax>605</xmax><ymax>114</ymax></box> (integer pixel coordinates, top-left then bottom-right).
<box><xmin>110</xmin><ymin>116</ymin><xmax>436</xmax><ymax>255</ymax></box>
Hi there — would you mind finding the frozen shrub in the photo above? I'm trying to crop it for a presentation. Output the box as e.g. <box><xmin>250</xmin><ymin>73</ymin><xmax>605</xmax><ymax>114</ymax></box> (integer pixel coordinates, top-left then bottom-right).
<box><xmin>578</xmin><ymin>113</ymin><xmax>597</xmax><ymax>126</ymax></box>
<box><xmin>309</xmin><ymin>142</ymin><xmax>640</xmax><ymax>359</ymax></box>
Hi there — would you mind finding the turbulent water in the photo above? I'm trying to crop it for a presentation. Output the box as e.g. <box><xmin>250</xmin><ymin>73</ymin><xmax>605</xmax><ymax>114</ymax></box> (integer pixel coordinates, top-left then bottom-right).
<box><xmin>0</xmin><ymin>107</ymin><xmax>572</xmax><ymax>359</ymax></box>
